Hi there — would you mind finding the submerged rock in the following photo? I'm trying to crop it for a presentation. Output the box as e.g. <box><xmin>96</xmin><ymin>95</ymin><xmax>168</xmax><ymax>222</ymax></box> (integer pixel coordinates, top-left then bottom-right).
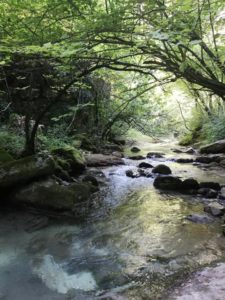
<box><xmin>130</xmin><ymin>146</ymin><xmax>141</xmax><ymax>153</ymax></box>
<box><xmin>176</xmin><ymin>158</ymin><xmax>194</xmax><ymax>163</ymax></box>
<box><xmin>138</xmin><ymin>162</ymin><xmax>153</xmax><ymax>168</ymax></box>
<box><xmin>186</xmin><ymin>213</ymin><xmax>214</xmax><ymax>224</ymax></box>
<box><xmin>200</xmin><ymin>139</ymin><xmax>225</xmax><ymax>154</ymax></box>
<box><xmin>152</xmin><ymin>164</ymin><xmax>172</xmax><ymax>175</ymax></box>
<box><xmin>204</xmin><ymin>202</ymin><xmax>225</xmax><ymax>217</ymax></box>
<box><xmin>0</xmin><ymin>155</ymin><xmax>55</xmax><ymax>189</ymax></box>
<box><xmin>128</xmin><ymin>155</ymin><xmax>145</xmax><ymax>160</ymax></box>
<box><xmin>153</xmin><ymin>176</ymin><xmax>182</xmax><ymax>190</ymax></box>
<box><xmin>146</xmin><ymin>152</ymin><xmax>164</xmax><ymax>158</ymax></box>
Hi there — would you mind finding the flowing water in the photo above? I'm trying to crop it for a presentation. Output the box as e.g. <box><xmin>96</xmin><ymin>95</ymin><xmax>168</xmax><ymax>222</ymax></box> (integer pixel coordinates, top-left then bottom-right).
<box><xmin>0</xmin><ymin>138</ymin><xmax>225</xmax><ymax>300</ymax></box>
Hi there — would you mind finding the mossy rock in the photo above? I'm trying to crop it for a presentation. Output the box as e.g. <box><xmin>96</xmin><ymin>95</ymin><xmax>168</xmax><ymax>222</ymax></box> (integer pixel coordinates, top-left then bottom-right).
<box><xmin>12</xmin><ymin>179</ymin><xmax>98</xmax><ymax>214</ymax></box>
<box><xmin>0</xmin><ymin>154</ymin><xmax>56</xmax><ymax>189</ymax></box>
<box><xmin>52</xmin><ymin>147</ymin><xmax>86</xmax><ymax>175</ymax></box>
<box><xmin>0</xmin><ymin>149</ymin><xmax>14</xmax><ymax>165</ymax></box>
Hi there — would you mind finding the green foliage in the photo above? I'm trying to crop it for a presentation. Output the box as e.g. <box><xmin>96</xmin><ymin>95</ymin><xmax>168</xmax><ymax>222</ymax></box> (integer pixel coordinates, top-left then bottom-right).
<box><xmin>202</xmin><ymin>114</ymin><xmax>225</xmax><ymax>143</ymax></box>
<box><xmin>179</xmin><ymin>107</ymin><xmax>204</xmax><ymax>145</ymax></box>
<box><xmin>0</xmin><ymin>129</ymin><xmax>25</xmax><ymax>157</ymax></box>
<box><xmin>38</xmin><ymin>124</ymin><xmax>73</xmax><ymax>152</ymax></box>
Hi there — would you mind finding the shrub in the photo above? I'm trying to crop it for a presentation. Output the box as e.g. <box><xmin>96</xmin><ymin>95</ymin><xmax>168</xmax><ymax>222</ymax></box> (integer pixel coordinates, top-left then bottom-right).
<box><xmin>0</xmin><ymin>129</ymin><xmax>25</xmax><ymax>157</ymax></box>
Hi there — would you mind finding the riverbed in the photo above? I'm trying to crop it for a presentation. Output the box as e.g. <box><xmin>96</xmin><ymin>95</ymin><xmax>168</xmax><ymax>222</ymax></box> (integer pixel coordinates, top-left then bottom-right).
<box><xmin>0</xmin><ymin>138</ymin><xmax>225</xmax><ymax>299</ymax></box>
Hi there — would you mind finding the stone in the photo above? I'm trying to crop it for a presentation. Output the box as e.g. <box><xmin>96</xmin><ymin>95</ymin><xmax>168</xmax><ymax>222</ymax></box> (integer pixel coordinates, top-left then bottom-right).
<box><xmin>128</xmin><ymin>155</ymin><xmax>145</xmax><ymax>160</ymax></box>
<box><xmin>200</xmin><ymin>139</ymin><xmax>225</xmax><ymax>154</ymax></box>
<box><xmin>13</xmin><ymin>179</ymin><xmax>97</xmax><ymax>213</ymax></box>
<box><xmin>138</xmin><ymin>168</ymin><xmax>152</xmax><ymax>177</ymax></box>
<box><xmin>82</xmin><ymin>175</ymin><xmax>99</xmax><ymax>187</ymax></box>
<box><xmin>126</xmin><ymin>169</ymin><xmax>140</xmax><ymax>178</ymax></box>
<box><xmin>0</xmin><ymin>149</ymin><xmax>14</xmax><ymax>165</ymax></box>
<box><xmin>138</xmin><ymin>162</ymin><xmax>153</xmax><ymax>168</ymax></box>
<box><xmin>176</xmin><ymin>158</ymin><xmax>194</xmax><ymax>163</ymax></box>
<box><xmin>152</xmin><ymin>164</ymin><xmax>172</xmax><ymax>175</ymax></box>
<box><xmin>153</xmin><ymin>176</ymin><xmax>182</xmax><ymax>190</ymax></box>
<box><xmin>112</xmin><ymin>138</ymin><xmax>126</xmax><ymax>145</ymax></box>
<box><xmin>85</xmin><ymin>154</ymin><xmax>124</xmax><ymax>167</ymax></box>
<box><xmin>130</xmin><ymin>146</ymin><xmax>141</xmax><ymax>153</ymax></box>
<box><xmin>112</xmin><ymin>151</ymin><xmax>124</xmax><ymax>158</ymax></box>
<box><xmin>204</xmin><ymin>202</ymin><xmax>225</xmax><ymax>217</ymax></box>
<box><xmin>185</xmin><ymin>148</ymin><xmax>195</xmax><ymax>154</ymax></box>
<box><xmin>146</xmin><ymin>152</ymin><xmax>164</xmax><ymax>158</ymax></box>
<box><xmin>79</xmin><ymin>137</ymin><xmax>97</xmax><ymax>152</ymax></box>
<box><xmin>219</xmin><ymin>159</ymin><xmax>225</xmax><ymax>168</ymax></box>
<box><xmin>171</xmin><ymin>148</ymin><xmax>183</xmax><ymax>153</ymax></box>
<box><xmin>103</xmin><ymin>143</ymin><xmax>123</xmax><ymax>153</ymax></box>
<box><xmin>52</xmin><ymin>147</ymin><xmax>86</xmax><ymax>175</ymax></box>
<box><xmin>219</xmin><ymin>187</ymin><xmax>225</xmax><ymax>200</ymax></box>
<box><xmin>0</xmin><ymin>155</ymin><xmax>55</xmax><ymax>189</ymax></box>
<box><xmin>186</xmin><ymin>214</ymin><xmax>214</xmax><ymax>224</ymax></box>
<box><xmin>198</xmin><ymin>188</ymin><xmax>218</xmax><ymax>198</ymax></box>
<box><xmin>195</xmin><ymin>155</ymin><xmax>221</xmax><ymax>164</ymax></box>
<box><xmin>181</xmin><ymin>178</ymin><xmax>199</xmax><ymax>190</ymax></box>
<box><xmin>199</xmin><ymin>182</ymin><xmax>221</xmax><ymax>191</ymax></box>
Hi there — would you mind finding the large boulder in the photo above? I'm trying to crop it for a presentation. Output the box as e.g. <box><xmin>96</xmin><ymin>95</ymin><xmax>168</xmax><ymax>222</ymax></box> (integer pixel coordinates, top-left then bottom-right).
<box><xmin>153</xmin><ymin>176</ymin><xmax>182</xmax><ymax>190</ymax></box>
<box><xmin>85</xmin><ymin>154</ymin><xmax>124</xmax><ymax>167</ymax></box>
<box><xmin>200</xmin><ymin>140</ymin><xmax>225</xmax><ymax>154</ymax></box>
<box><xmin>195</xmin><ymin>155</ymin><xmax>222</xmax><ymax>164</ymax></box>
<box><xmin>12</xmin><ymin>179</ymin><xmax>97</xmax><ymax>214</ymax></box>
<box><xmin>52</xmin><ymin>147</ymin><xmax>86</xmax><ymax>175</ymax></box>
<box><xmin>181</xmin><ymin>178</ymin><xmax>199</xmax><ymax>190</ymax></box>
<box><xmin>152</xmin><ymin>164</ymin><xmax>172</xmax><ymax>175</ymax></box>
<box><xmin>0</xmin><ymin>155</ymin><xmax>55</xmax><ymax>189</ymax></box>
<box><xmin>199</xmin><ymin>182</ymin><xmax>221</xmax><ymax>191</ymax></box>
<box><xmin>0</xmin><ymin>149</ymin><xmax>14</xmax><ymax>165</ymax></box>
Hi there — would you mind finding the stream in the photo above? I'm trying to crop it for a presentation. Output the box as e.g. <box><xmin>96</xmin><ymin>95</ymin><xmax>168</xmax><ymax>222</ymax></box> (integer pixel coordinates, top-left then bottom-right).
<box><xmin>0</xmin><ymin>138</ymin><xmax>225</xmax><ymax>300</ymax></box>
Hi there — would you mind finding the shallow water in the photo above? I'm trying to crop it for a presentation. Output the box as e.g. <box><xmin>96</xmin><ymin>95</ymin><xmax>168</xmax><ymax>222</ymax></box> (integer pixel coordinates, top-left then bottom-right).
<box><xmin>0</xmin><ymin>138</ymin><xmax>225</xmax><ymax>300</ymax></box>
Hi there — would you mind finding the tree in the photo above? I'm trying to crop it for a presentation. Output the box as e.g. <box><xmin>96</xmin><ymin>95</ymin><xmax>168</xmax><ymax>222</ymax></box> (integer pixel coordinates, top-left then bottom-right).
<box><xmin>79</xmin><ymin>0</ymin><xmax>225</xmax><ymax>98</ymax></box>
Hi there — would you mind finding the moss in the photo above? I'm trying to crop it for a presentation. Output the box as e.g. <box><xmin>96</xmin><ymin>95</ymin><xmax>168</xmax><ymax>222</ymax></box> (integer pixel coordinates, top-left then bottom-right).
<box><xmin>13</xmin><ymin>179</ymin><xmax>97</xmax><ymax>213</ymax></box>
<box><xmin>52</xmin><ymin>146</ymin><xmax>86</xmax><ymax>175</ymax></box>
<box><xmin>0</xmin><ymin>148</ymin><xmax>14</xmax><ymax>164</ymax></box>
<box><xmin>0</xmin><ymin>155</ymin><xmax>55</xmax><ymax>188</ymax></box>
